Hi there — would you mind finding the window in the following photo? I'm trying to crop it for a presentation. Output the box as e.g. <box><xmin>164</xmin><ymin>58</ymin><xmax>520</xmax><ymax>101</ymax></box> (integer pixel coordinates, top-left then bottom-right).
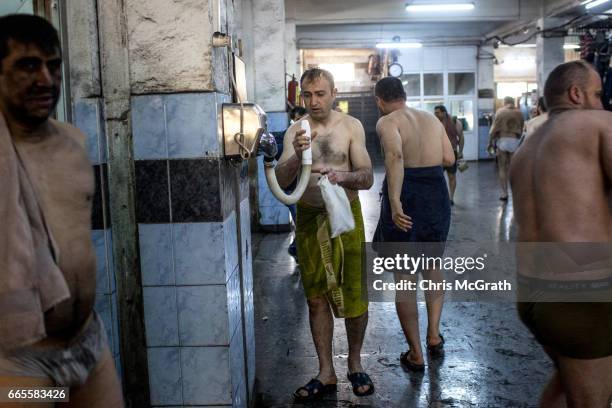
<box><xmin>423</xmin><ymin>73</ymin><xmax>443</xmax><ymax>96</ymax></box>
<box><xmin>527</xmin><ymin>83</ymin><xmax>538</xmax><ymax>93</ymax></box>
<box><xmin>0</xmin><ymin>0</ymin><xmax>34</xmax><ymax>14</ymax></box>
<box><xmin>400</xmin><ymin>74</ymin><xmax>421</xmax><ymax>98</ymax></box>
<box><xmin>449</xmin><ymin>72</ymin><xmax>475</xmax><ymax>95</ymax></box>
<box><xmin>496</xmin><ymin>82</ymin><xmax>530</xmax><ymax>99</ymax></box>
<box><xmin>423</xmin><ymin>99</ymin><xmax>445</xmax><ymax>115</ymax></box>
<box><xmin>406</xmin><ymin>100</ymin><xmax>421</xmax><ymax>110</ymax></box>
<box><xmin>450</xmin><ymin>100</ymin><xmax>474</xmax><ymax>132</ymax></box>
<box><xmin>319</xmin><ymin>63</ymin><xmax>355</xmax><ymax>82</ymax></box>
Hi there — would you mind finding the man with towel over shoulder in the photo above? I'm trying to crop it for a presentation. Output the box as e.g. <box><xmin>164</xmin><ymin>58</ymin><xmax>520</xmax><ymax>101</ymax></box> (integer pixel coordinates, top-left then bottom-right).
<box><xmin>373</xmin><ymin>77</ymin><xmax>455</xmax><ymax>372</ymax></box>
<box><xmin>0</xmin><ymin>14</ymin><xmax>123</xmax><ymax>406</ymax></box>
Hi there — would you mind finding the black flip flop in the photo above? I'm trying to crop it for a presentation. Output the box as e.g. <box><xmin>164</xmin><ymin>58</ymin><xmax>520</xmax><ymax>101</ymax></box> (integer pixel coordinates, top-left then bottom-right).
<box><xmin>427</xmin><ymin>334</ymin><xmax>445</xmax><ymax>359</ymax></box>
<box><xmin>293</xmin><ymin>378</ymin><xmax>337</xmax><ymax>401</ymax></box>
<box><xmin>347</xmin><ymin>372</ymin><xmax>375</xmax><ymax>397</ymax></box>
<box><xmin>400</xmin><ymin>351</ymin><xmax>425</xmax><ymax>372</ymax></box>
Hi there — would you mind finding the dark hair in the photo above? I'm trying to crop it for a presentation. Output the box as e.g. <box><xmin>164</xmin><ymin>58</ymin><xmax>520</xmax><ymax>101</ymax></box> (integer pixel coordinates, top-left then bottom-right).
<box><xmin>290</xmin><ymin>106</ymin><xmax>306</xmax><ymax>120</ymax></box>
<box><xmin>537</xmin><ymin>97</ymin><xmax>547</xmax><ymax>113</ymax></box>
<box><xmin>375</xmin><ymin>77</ymin><xmax>407</xmax><ymax>102</ymax></box>
<box><xmin>503</xmin><ymin>96</ymin><xmax>515</xmax><ymax>106</ymax></box>
<box><xmin>300</xmin><ymin>68</ymin><xmax>335</xmax><ymax>90</ymax></box>
<box><xmin>544</xmin><ymin>60</ymin><xmax>593</xmax><ymax>111</ymax></box>
<box><xmin>434</xmin><ymin>105</ymin><xmax>448</xmax><ymax>114</ymax></box>
<box><xmin>0</xmin><ymin>14</ymin><xmax>60</xmax><ymax>64</ymax></box>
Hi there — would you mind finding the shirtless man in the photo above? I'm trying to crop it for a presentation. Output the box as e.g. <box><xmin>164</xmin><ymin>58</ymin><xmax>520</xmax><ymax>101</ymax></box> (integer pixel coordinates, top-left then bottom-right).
<box><xmin>511</xmin><ymin>60</ymin><xmax>612</xmax><ymax>407</ymax></box>
<box><xmin>373</xmin><ymin>77</ymin><xmax>455</xmax><ymax>372</ymax></box>
<box><xmin>0</xmin><ymin>14</ymin><xmax>123</xmax><ymax>407</ymax></box>
<box><xmin>488</xmin><ymin>96</ymin><xmax>524</xmax><ymax>201</ymax></box>
<box><xmin>275</xmin><ymin>68</ymin><xmax>374</xmax><ymax>401</ymax></box>
<box><xmin>522</xmin><ymin>97</ymin><xmax>548</xmax><ymax>142</ymax></box>
<box><xmin>434</xmin><ymin>105</ymin><xmax>464</xmax><ymax>205</ymax></box>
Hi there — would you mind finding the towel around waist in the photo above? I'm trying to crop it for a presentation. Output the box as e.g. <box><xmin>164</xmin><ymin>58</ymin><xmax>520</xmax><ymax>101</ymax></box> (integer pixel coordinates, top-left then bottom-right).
<box><xmin>383</xmin><ymin>166</ymin><xmax>448</xmax><ymax>197</ymax></box>
<box><xmin>402</xmin><ymin>165</ymin><xmax>445</xmax><ymax>178</ymax></box>
<box><xmin>382</xmin><ymin>165</ymin><xmax>450</xmax><ymax>224</ymax></box>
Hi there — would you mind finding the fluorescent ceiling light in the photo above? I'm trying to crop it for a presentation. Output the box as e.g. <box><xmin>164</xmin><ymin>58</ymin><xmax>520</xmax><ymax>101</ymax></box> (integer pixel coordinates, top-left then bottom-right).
<box><xmin>499</xmin><ymin>43</ymin><xmax>536</xmax><ymax>48</ymax></box>
<box><xmin>564</xmin><ymin>44</ymin><xmax>580</xmax><ymax>49</ymax></box>
<box><xmin>376</xmin><ymin>42</ymin><xmax>423</xmax><ymax>49</ymax></box>
<box><xmin>406</xmin><ymin>3</ymin><xmax>475</xmax><ymax>12</ymax></box>
<box><xmin>605</xmin><ymin>7</ymin><xmax>612</xmax><ymax>12</ymax></box>
<box><xmin>581</xmin><ymin>0</ymin><xmax>594</xmax><ymax>4</ymax></box>
<box><xmin>585</xmin><ymin>0</ymin><xmax>611</xmax><ymax>9</ymax></box>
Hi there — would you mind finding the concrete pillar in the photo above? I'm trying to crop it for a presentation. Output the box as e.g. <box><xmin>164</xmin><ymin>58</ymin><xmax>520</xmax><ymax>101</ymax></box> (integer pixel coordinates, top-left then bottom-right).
<box><xmin>68</xmin><ymin>0</ymin><xmax>255</xmax><ymax>406</ymax></box>
<box><xmin>285</xmin><ymin>18</ymin><xmax>299</xmax><ymax>80</ymax></box>
<box><xmin>66</xmin><ymin>0</ymin><xmax>123</xmax><ymax>388</ymax></box>
<box><xmin>251</xmin><ymin>0</ymin><xmax>292</xmax><ymax>228</ymax></box>
<box><xmin>252</xmin><ymin>0</ymin><xmax>286</xmax><ymax>112</ymax></box>
<box><xmin>478</xmin><ymin>45</ymin><xmax>496</xmax><ymax>159</ymax></box>
<box><xmin>536</xmin><ymin>18</ymin><xmax>565</xmax><ymax>91</ymax></box>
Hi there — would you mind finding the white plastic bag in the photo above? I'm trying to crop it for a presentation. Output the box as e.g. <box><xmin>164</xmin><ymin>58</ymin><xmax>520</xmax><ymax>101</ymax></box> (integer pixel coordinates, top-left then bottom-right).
<box><xmin>318</xmin><ymin>176</ymin><xmax>355</xmax><ymax>238</ymax></box>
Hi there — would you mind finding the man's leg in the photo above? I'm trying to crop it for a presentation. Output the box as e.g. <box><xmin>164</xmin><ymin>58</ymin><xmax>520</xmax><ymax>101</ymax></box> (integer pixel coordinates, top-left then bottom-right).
<box><xmin>447</xmin><ymin>173</ymin><xmax>457</xmax><ymax>202</ymax></box>
<box><xmin>538</xmin><ymin>346</ymin><xmax>566</xmax><ymax>408</ymax></box>
<box><xmin>0</xmin><ymin>375</ymin><xmax>54</xmax><ymax>408</ymax></box>
<box><xmin>556</xmin><ymin>353</ymin><xmax>612</xmax><ymax>408</ymax></box>
<box><xmin>540</xmin><ymin>371</ymin><xmax>567</xmax><ymax>408</ymax></box>
<box><xmin>345</xmin><ymin>311</ymin><xmax>370</xmax><ymax>393</ymax></box>
<box><xmin>422</xmin><ymin>268</ymin><xmax>445</xmax><ymax>347</ymax></box>
<box><xmin>497</xmin><ymin>151</ymin><xmax>510</xmax><ymax>199</ymax></box>
<box><xmin>395</xmin><ymin>273</ymin><xmax>423</xmax><ymax>365</ymax></box>
<box><xmin>59</xmin><ymin>347</ymin><xmax>124</xmax><ymax>408</ymax></box>
<box><xmin>299</xmin><ymin>296</ymin><xmax>336</xmax><ymax>394</ymax></box>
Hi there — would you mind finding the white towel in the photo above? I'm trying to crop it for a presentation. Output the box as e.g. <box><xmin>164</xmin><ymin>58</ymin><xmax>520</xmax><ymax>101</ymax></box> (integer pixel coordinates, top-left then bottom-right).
<box><xmin>318</xmin><ymin>176</ymin><xmax>355</xmax><ymax>238</ymax></box>
<box><xmin>0</xmin><ymin>111</ymin><xmax>69</xmax><ymax>350</ymax></box>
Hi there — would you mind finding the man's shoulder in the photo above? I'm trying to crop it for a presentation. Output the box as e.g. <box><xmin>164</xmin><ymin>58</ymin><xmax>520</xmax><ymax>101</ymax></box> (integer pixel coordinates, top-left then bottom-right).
<box><xmin>285</xmin><ymin>119</ymin><xmax>302</xmax><ymax>134</ymax></box>
<box><xmin>51</xmin><ymin>119</ymin><xmax>87</xmax><ymax>148</ymax></box>
<box><xmin>376</xmin><ymin>112</ymin><xmax>397</xmax><ymax>131</ymax></box>
<box><xmin>585</xmin><ymin>109</ymin><xmax>612</xmax><ymax>125</ymax></box>
<box><xmin>338</xmin><ymin>112</ymin><xmax>363</xmax><ymax>129</ymax></box>
<box><xmin>552</xmin><ymin>109</ymin><xmax>611</xmax><ymax>129</ymax></box>
<box><xmin>497</xmin><ymin>107</ymin><xmax>514</xmax><ymax>115</ymax></box>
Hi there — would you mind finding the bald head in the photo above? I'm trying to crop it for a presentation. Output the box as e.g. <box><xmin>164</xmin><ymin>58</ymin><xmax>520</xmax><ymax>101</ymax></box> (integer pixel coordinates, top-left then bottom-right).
<box><xmin>544</xmin><ymin>61</ymin><xmax>603</xmax><ymax>112</ymax></box>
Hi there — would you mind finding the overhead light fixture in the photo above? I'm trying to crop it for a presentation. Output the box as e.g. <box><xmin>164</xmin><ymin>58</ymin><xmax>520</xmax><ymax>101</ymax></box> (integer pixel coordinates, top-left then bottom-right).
<box><xmin>376</xmin><ymin>42</ymin><xmax>423</xmax><ymax>49</ymax></box>
<box><xmin>564</xmin><ymin>44</ymin><xmax>580</xmax><ymax>49</ymax></box>
<box><xmin>499</xmin><ymin>44</ymin><xmax>536</xmax><ymax>48</ymax></box>
<box><xmin>405</xmin><ymin>2</ymin><xmax>475</xmax><ymax>12</ymax></box>
<box><xmin>585</xmin><ymin>0</ymin><xmax>611</xmax><ymax>9</ymax></box>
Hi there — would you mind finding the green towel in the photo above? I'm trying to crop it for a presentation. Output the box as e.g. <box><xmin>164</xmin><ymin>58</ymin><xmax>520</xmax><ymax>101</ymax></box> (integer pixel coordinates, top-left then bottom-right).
<box><xmin>296</xmin><ymin>199</ymin><xmax>368</xmax><ymax>318</ymax></box>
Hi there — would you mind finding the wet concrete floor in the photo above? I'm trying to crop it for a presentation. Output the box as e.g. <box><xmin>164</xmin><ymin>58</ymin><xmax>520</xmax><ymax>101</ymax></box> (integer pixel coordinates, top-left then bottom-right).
<box><xmin>253</xmin><ymin>162</ymin><xmax>552</xmax><ymax>407</ymax></box>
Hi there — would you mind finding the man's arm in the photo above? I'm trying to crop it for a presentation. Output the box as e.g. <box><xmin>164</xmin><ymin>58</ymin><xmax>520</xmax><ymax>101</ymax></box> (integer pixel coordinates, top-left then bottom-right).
<box><xmin>325</xmin><ymin>120</ymin><xmax>373</xmax><ymax>190</ymax></box>
<box><xmin>488</xmin><ymin>112</ymin><xmax>504</xmax><ymax>149</ymax></box>
<box><xmin>439</xmin><ymin>122</ymin><xmax>455</xmax><ymax>167</ymax></box>
<box><xmin>376</xmin><ymin>118</ymin><xmax>411</xmax><ymax>231</ymax></box>
<box><xmin>275</xmin><ymin>125</ymin><xmax>300</xmax><ymax>189</ymax></box>
<box><xmin>455</xmin><ymin>119</ymin><xmax>465</xmax><ymax>158</ymax></box>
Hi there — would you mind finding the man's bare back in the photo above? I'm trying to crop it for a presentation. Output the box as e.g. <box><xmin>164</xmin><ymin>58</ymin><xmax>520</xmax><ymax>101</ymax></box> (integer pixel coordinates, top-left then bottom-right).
<box><xmin>511</xmin><ymin>109</ymin><xmax>612</xmax><ymax>243</ymax></box>
<box><xmin>281</xmin><ymin>110</ymin><xmax>366</xmax><ymax>207</ymax></box>
<box><xmin>14</xmin><ymin>119</ymin><xmax>96</xmax><ymax>341</ymax></box>
<box><xmin>378</xmin><ymin>107</ymin><xmax>450</xmax><ymax>168</ymax></box>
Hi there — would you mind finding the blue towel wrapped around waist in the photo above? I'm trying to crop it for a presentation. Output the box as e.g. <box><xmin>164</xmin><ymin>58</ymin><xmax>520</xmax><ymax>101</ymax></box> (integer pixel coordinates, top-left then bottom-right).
<box><xmin>374</xmin><ymin>166</ymin><xmax>451</xmax><ymax>243</ymax></box>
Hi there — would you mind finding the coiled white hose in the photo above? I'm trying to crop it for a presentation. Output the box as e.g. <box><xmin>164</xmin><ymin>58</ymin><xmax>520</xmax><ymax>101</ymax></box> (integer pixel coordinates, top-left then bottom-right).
<box><xmin>264</xmin><ymin>120</ymin><xmax>312</xmax><ymax>205</ymax></box>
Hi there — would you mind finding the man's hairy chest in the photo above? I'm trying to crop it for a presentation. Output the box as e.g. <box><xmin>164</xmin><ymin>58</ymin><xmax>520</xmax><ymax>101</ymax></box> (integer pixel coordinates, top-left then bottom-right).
<box><xmin>312</xmin><ymin>133</ymin><xmax>350</xmax><ymax>165</ymax></box>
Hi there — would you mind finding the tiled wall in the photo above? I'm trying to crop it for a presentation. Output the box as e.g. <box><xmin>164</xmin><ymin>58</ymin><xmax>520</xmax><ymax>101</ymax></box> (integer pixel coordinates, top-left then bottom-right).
<box><xmin>258</xmin><ymin>111</ymin><xmax>291</xmax><ymax>227</ymax></box>
<box><xmin>131</xmin><ymin>92</ymin><xmax>255</xmax><ymax>407</ymax></box>
<box><xmin>74</xmin><ymin>97</ymin><xmax>123</xmax><ymax>379</ymax></box>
